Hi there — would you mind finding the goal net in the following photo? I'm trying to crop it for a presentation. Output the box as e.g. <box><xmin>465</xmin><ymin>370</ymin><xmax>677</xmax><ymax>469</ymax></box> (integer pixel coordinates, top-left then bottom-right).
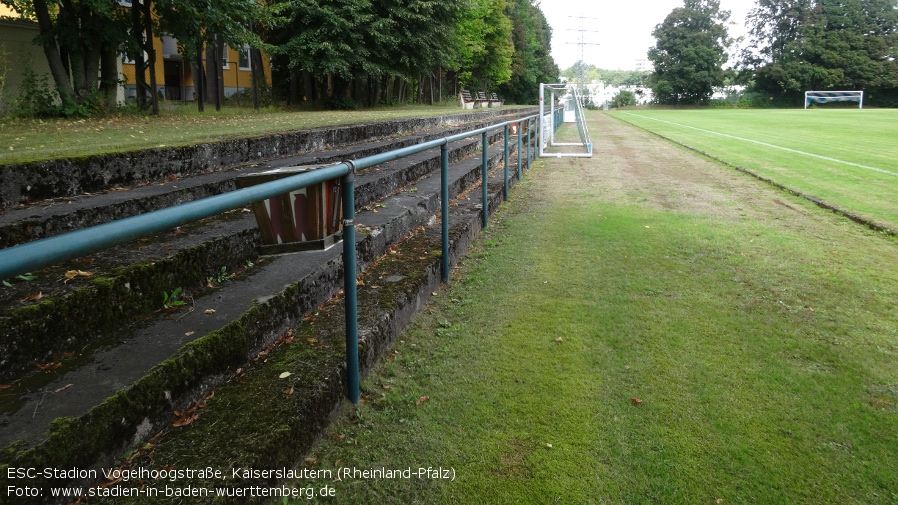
<box><xmin>539</xmin><ymin>82</ymin><xmax>593</xmax><ymax>158</ymax></box>
<box><xmin>804</xmin><ymin>91</ymin><xmax>863</xmax><ymax>109</ymax></box>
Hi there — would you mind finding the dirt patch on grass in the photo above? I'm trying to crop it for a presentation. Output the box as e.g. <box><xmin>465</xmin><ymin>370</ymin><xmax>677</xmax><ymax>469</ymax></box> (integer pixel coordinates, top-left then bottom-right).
<box><xmin>581</xmin><ymin>114</ymin><xmax>786</xmax><ymax>221</ymax></box>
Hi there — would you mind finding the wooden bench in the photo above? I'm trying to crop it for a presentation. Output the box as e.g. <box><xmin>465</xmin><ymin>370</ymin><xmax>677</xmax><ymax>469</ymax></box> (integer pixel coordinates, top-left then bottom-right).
<box><xmin>459</xmin><ymin>90</ymin><xmax>477</xmax><ymax>109</ymax></box>
<box><xmin>476</xmin><ymin>91</ymin><xmax>491</xmax><ymax>108</ymax></box>
<box><xmin>489</xmin><ymin>92</ymin><xmax>503</xmax><ymax>107</ymax></box>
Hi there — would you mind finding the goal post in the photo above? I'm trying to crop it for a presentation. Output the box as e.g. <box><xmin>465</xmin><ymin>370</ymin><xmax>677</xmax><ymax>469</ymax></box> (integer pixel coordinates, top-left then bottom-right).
<box><xmin>804</xmin><ymin>90</ymin><xmax>863</xmax><ymax>109</ymax></box>
<box><xmin>539</xmin><ymin>82</ymin><xmax>593</xmax><ymax>158</ymax></box>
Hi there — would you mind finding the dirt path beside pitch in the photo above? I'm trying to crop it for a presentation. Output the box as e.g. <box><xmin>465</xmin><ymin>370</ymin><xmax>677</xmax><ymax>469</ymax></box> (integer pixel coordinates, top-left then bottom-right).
<box><xmin>539</xmin><ymin>112</ymin><xmax>858</xmax><ymax>242</ymax></box>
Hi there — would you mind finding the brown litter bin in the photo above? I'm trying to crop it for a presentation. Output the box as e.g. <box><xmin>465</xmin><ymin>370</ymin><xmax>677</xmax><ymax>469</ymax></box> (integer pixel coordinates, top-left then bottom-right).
<box><xmin>236</xmin><ymin>165</ymin><xmax>342</xmax><ymax>253</ymax></box>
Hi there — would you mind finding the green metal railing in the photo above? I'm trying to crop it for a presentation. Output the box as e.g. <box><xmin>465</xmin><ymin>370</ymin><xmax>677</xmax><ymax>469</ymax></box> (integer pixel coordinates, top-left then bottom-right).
<box><xmin>0</xmin><ymin>111</ymin><xmax>545</xmax><ymax>404</ymax></box>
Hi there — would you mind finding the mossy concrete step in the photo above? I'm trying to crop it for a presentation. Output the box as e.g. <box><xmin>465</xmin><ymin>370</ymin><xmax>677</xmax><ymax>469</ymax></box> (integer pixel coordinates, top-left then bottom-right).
<box><xmin>85</xmin><ymin>168</ymin><xmax>520</xmax><ymax>505</ymax></box>
<box><xmin>0</xmin><ymin>137</ymin><xmax>532</xmax><ymax>504</ymax></box>
<box><xmin>0</xmin><ymin>108</ymin><xmax>533</xmax><ymax>210</ymax></box>
<box><xmin>0</xmin><ymin>129</ymin><xmax>518</xmax><ymax>382</ymax></box>
<box><xmin>0</xmin><ymin>111</ymin><xmax>530</xmax><ymax>249</ymax></box>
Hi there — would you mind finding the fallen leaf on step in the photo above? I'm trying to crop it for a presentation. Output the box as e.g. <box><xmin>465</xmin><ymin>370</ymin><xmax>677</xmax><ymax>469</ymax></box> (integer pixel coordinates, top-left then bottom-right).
<box><xmin>279</xmin><ymin>372</ymin><xmax>292</xmax><ymax>379</ymax></box>
<box><xmin>204</xmin><ymin>309</ymin><xmax>216</xmax><ymax>315</ymax></box>
<box><xmin>63</xmin><ymin>270</ymin><xmax>93</xmax><ymax>283</ymax></box>
<box><xmin>284</xmin><ymin>386</ymin><xmax>294</xmax><ymax>396</ymax></box>
<box><xmin>20</xmin><ymin>292</ymin><xmax>43</xmax><ymax>303</ymax></box>
<box><xmin>171</xmin><ymin>412</ymin><xmax>199</xmax><ymax>427</ymax></box>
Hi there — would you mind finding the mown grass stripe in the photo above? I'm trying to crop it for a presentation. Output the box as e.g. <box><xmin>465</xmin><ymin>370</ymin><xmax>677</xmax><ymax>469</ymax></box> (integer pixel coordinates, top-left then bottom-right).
<box><xmin>622</xmin><ymin>112</ymin><xmax>898</xmax><ymax>177</ymax></box>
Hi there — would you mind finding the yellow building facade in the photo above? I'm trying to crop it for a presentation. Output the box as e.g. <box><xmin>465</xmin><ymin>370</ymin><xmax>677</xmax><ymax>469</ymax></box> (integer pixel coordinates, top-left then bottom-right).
<box><xmin>2</xmin><ymin>5</ymin><xmax>272</xmax><ymax>106</ymax></box>
<box><xmin>120</xmin><ymin>36</ymin><xmax>273</xmax><ymax>102</ymax></box>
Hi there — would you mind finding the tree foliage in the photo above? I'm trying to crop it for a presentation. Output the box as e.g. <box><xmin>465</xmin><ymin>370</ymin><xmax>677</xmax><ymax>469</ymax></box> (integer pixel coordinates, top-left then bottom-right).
<box><xmin>5</xmin><ymin>0</ymin><xmax>558</xmax><ymax>114</ymax></box>
<box><xmin>272</xmin><ymin>0</ymin><xmax>376</xmax><ymax>79</ymax></box>
<box><xmin>2</xmin><ymin>0</ymin><xmax>279</xmax><ymax>114</ymax></box>
<box><xmin>610</xmin><ymin>89</ymin><xmax>637</xmax><ymax>108</ymax></box>
<box><xmin>560</xmin><ymin>64</ymin><xmax>649</xmax><ymax>87</ymax></box>
<box><xmin>742</xmin><ymin>0</ymin><xmax>898</xmax><ymax>101</ymax></box>
<box><xmin>454</xmin><ymin>0</ymin><xmax>514</xmax><ymax>89</ymax></box>
<box><xmin>497</xmin><ymin>0</ymin><xmax>558</xmax><ymax>103</ymax></box>
<box><xmin>647</xmin><ymin>0</ymin><xmax>731</xmax><ymax>104</ymax></box>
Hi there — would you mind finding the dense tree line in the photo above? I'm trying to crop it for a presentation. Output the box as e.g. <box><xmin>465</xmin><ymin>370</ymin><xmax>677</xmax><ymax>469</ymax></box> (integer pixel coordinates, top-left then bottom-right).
<box><xmin>1</xmin><ymin>0</ymin><xmax>558</xmax><ymax>115</ymax></box>
<box><xmin>646</xmin><ymin>0</ymin><xmax>898</xmax><ymax>106</ymax></box>
<box><xmin>742</xmin><ymin>0</ymin><xmax>898</xmax><ymax>105</ymax></box>
<box><xmin>266</xmin><ymin>0</ymin><xmax>557</xmax><ymax>106</ymax></box>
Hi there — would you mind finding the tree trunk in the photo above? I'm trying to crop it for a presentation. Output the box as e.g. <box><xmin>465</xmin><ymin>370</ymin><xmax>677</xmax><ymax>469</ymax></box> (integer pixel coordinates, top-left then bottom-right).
<box><xmin>250</xmin><ymin>48</ymin><xmax>263</xmax><ymax>109</ymax></box>
<box><xmin>194</xmin><ymin>41</ymin><xmax>205</xmax><ymax>112</ymax></box>
<box><xmin>100</xmin><ymin>45</ymin><xmax>119</xmax><ymax>108</ymax></box>
<box><xmin>301</xmin><ymin>70</ymin><xmax>313</xmax><ymax>103</ymax></box>
<box><xmin>130</xmin><ymin>0</ymin><xmax>148</xmax><ymax>109</ymax></box>
<box><xmin>216</xmin><ymin>39</ymin><xmax>225</xmax><ymax>109</ymax></box>
<box><xmin>142</xmin><ymin>0</ymin><xmax>158</xmax><ymax>115</ymax></box>
<box><xmin>32</xmin><ymin>0</ymin><xmax>75</xmax><ymax>103</ymax></box>
<box><xmin>205</xmin><ymin>40</ymin><xmax>222</xmax><ymax>111</ymax></box>
<box><xmin>384</xmin><ymin>75</ymin><xmax>394</xmax><ymax>103</ymax></box>
<box><xmin>372</xmin><ymin>76</ymin><xmax>382</xmax><ymax>106</ymax></box>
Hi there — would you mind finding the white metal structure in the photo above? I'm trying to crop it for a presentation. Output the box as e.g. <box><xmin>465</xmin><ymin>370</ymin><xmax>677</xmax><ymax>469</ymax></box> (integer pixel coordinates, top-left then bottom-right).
<box><xmin>804</xmin><ymin>90</ymin><xmax>864</xmax><ymax>109</ymax></box>
<box><xmin>539</xmin><ymin>82</ymin><xmax>593</xmax><ymax>158</ymax></box>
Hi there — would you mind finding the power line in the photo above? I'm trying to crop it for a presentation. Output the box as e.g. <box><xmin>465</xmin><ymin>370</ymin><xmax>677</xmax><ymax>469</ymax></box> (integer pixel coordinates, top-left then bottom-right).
<box><xmin>565</xmin><ymin>16</ymin><xmax>600</xmax><ymax>85</ymax></box>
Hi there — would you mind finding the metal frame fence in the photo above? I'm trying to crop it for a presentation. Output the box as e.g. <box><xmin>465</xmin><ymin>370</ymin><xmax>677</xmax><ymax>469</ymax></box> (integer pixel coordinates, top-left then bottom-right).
<box><xmin>539</xmin><ymin>82</ymin><xmax>593</xmax><ymax>158</ymax></box>
<box><xmin>0</xmin><ymin>112</ymin><xmax>544</xmax><ymax>403</ymax></box>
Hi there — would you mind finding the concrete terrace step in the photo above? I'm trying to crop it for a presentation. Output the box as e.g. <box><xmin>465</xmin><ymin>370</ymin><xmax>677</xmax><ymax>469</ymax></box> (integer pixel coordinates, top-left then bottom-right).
<box><xmin>0</xmin><ymin>109</ymin><xmax>527</xmax><ymax>211</ymax></box>
<box><xmin>0</xmin><ymin>128</ymin><xmax>512</xmax><ymax>381</ymax></box>
<box><xmin>88</xmin><ymin>182</ymin><xmax>515</xmax><ymax>505</ymax></box>
<box><xmin>0</xmin><ymin>110</ymin><xmax>528</xmax><ymax>249</ymax></box>
<box><xmin>0</xmin><ymin>111</ymin><xmax>538</xmax><ymax>504</ymax></box>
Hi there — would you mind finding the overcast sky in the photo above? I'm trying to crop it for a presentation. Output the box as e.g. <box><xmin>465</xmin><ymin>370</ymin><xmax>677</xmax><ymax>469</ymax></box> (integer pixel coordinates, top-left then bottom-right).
<box><xmin>541</xmin><ymin>0</ymin><xmax>757</xmax><ymax>71</ymax></box>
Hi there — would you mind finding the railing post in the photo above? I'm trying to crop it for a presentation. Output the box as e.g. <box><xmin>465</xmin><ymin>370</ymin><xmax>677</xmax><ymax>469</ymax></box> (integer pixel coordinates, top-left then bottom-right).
<box><xmin>503</xmin><ymin>124</ymin><xmax>509</xmax><ymax>202</ymax></box>
<box><xmin>517</xmin><ymin>121</ymin><xmax>523</xmax><ymax>181</ymax></box>
<box><xmin>527</xmin><ymin>118</ymin><xmax>531</xmax><ymax>170</ymax></box>
<box><xmin>441</xmin><ymin>141</ymin><xmax>450</xmax><ymax>283</ymax></box>
<box><xmin>481</xmin><ymin>130</ymin><xmax>488</xmax><ymax>229</ymax></box>
<box><xmin>341</xmin><ymin>166</ymin><xmax>359</xmax><ymax>405</ymax></box>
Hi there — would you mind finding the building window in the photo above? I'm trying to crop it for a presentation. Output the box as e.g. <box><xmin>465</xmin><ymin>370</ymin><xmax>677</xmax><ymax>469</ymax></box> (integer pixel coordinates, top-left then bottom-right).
<box><xmin>238</xmin><ymin>45</ymin><xmax>252</xmax><ymax>70</ymax></box>
<box><xmin>122</xmin><ymin>50</ymin><xmax>148</xmax><ymax>65</ymax></box>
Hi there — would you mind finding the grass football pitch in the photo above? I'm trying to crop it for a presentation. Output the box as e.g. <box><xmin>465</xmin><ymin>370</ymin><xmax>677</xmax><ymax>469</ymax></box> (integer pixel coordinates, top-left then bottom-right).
<box><xmin>611</xmin><ymin>108</ymin><xmax>898</xmax><ymax>233</ymax></box>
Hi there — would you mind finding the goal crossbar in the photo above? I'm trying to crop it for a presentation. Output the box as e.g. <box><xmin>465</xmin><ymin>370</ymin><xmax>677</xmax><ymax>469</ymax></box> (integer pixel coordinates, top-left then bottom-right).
<box><xmin>805</xmin><ymin>90</ymin><xmax>863</xmax><ymax>109</ymax></box>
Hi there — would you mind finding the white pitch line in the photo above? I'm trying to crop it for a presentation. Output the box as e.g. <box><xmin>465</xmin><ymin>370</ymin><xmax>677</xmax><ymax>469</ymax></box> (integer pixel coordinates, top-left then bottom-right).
<box><xmin>624</xmin><ymin>112</ymin><xmax>898</xmax><ymax>178</ymax></box>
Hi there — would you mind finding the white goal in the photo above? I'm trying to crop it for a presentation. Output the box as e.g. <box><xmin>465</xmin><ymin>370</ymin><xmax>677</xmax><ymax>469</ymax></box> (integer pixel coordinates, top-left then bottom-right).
<box><xmin>538</xmin><ymin>82</ymin><xmax>593</xmax><ymax>158</ymax></box>
<box><xmin>804</xmin><ymin>90</ymin><xmax>863</xmax><ymax>109</ymax></box>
